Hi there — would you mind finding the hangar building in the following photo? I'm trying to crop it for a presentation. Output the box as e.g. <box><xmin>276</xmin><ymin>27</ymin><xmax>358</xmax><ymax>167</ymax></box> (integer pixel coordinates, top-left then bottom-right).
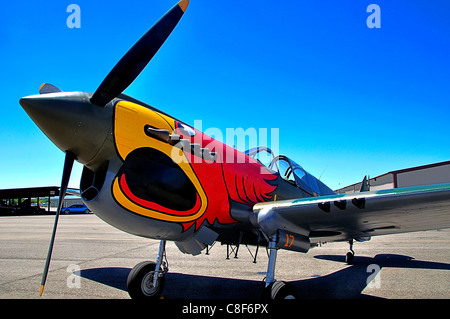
<box><xmin>335</xmin><ymin>160</ymin><xmax>450</xmax><ymax>194</ymax></box>
<box><xmin>0</xmin><ymin>187</ymin><xmax>81</xmax><ymax>215</ymax></box>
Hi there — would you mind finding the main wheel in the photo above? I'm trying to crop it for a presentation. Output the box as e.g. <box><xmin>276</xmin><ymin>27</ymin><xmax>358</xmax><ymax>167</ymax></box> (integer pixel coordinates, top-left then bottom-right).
<box><xmin>262</xmin><ymin>281</ymin><xmax>297</xmax><ymax>300</ymax></box>
<box><xmin>345</xmin><ymin>251</ymin><xmax>354</xmax><ymax>265</ymax></box>
<box><xmin>127</xmin><ymin>261</ymin><xmax>165</xmax><ymax>299</ymax></box>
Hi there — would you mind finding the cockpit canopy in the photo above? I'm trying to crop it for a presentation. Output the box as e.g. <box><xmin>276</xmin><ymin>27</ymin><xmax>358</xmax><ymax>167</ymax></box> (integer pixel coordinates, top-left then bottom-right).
<box><xmin>245</xmin><ymin>146</ymin><xmax>335</xmax><ymax>197</ymax></box>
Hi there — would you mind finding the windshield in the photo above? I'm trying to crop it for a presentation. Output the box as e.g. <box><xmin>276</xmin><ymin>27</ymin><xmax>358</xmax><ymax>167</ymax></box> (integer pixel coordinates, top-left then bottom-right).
<box><xmin>277</xmin><ymin>159</ymin><xmax>296</xmax><ymax>184</ymax></box>
<box><xmin>270</xmin><ymin>155</ymin><xmax>321</xmax><ymax>196</ymax></box>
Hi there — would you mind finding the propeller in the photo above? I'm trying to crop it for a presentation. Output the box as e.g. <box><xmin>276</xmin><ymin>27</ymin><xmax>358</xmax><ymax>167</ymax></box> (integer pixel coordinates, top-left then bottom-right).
<box><xmin>90</xmin><ymin>0</ymin><xmax>189</xmax><ymax>107</ymax></box>
<box><xmin>39</xmin><ymin>151</ymin><xmax>76</xmax><ymax>296</ymax></box>
<box><xmin>37</xmin><ymin>0</ymin><xmax>189</xmax><ymax>296</ymax></box>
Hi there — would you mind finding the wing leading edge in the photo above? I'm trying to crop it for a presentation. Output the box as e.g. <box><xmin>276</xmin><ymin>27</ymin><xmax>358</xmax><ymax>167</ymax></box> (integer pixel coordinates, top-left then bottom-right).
<box><xmin>252</xmin><ymin>183</ymin><xmax>450</xmax><ymax>250</ymax></box>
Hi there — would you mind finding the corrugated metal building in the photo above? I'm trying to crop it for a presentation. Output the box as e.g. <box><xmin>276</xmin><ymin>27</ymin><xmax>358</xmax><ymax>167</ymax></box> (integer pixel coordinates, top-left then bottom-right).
<box><xmin>335</xmin><ymin>160</ymin><xmax>450</xmax><ymax>194</ymax></box>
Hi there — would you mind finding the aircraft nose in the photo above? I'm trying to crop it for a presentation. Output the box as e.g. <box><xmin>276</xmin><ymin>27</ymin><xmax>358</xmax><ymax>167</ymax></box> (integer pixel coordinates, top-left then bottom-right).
<box><xmin>19</xmin><ymin>92</ymin><xmax>113</xmax><ymax>167</ymax></box>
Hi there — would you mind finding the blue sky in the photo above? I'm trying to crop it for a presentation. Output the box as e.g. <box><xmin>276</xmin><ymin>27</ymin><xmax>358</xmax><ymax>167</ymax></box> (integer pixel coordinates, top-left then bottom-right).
<box><xmin>1</xmin><ymin>0</ymin><xmax>449</xmax><ymax>190</ymax></box>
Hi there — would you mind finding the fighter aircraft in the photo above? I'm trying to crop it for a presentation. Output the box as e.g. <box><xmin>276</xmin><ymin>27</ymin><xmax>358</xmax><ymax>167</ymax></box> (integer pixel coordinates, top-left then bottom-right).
<box><xmin>19</xmin><ymin>0</ymin><xmax>450</xmax><ymax>299</ymax></box>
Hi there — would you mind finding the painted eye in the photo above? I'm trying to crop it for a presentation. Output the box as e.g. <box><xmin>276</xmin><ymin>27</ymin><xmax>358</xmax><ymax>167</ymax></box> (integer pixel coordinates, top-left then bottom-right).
<box><xmin>176</xmin><ymin>121</ymin><xmax>196</xmax><ymax>137</ymax></box>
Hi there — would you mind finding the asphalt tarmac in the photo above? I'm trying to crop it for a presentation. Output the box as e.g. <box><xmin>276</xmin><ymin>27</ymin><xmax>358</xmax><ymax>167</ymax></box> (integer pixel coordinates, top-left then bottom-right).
<box><xmin>0</xmin><ymin>214</ymin><xmax>449</xmax><ymax>300</ymax></box>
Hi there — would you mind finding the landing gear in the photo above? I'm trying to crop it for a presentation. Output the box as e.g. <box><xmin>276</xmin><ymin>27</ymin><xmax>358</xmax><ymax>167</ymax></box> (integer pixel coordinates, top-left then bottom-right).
<box><xmin>127</xmin><ymin>240</ymin><xmax>168</xmax><ymax>299</ymax></box>
<box><xmin>127</xmin><ymin>236</ymin><xmax>299</xmax><ymax>299</ymax></box>
<box><xmin>262</xmin><ymin>234</ymin><xmax>297</xmax><ymax>300</ymax></box>
<box><xmin>345</xmin><ymin>239</ymin><xmax>355</xmax><ymax>265</ymax></box>
<box><xmin>262</xmin><ymin>281</ymin><xmax>297</xmax><ymax>300</ymax></box>
<box><xmin>127</xmin><ymin>261</ymin><xmax>165</xmax><ymax>299</ymax></box>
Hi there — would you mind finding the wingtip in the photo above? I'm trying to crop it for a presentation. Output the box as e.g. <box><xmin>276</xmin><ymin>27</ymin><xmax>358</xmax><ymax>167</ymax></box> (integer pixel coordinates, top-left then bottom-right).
<box><xmin>178</xmin><ymin>0</ymin><xmax>189</xmax><ymax>12</ymax></box>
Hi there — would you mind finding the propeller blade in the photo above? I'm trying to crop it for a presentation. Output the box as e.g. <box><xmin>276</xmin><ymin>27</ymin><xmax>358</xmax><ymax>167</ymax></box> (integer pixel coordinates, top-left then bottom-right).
<box><xmin>90</xmin><ymin>0</ymin><xmax>189</xmax><ymax>107</ymax></box>
<box><xmin>39</xmin><ymin>83</ymin><xmax>62</xmax><ymax>94</ymax></box>
<box><xmin>39</xmin><ymin>151</ymin><xmax>76</xmax><ymax>296</ymax></box>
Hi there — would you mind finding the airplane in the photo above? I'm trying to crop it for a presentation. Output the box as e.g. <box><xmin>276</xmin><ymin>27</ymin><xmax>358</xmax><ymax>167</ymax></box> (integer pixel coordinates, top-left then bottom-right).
<box><xmin>19</xmin><ymin>0</ymin><xmax>450</xmax><ymax>299</ymax></box>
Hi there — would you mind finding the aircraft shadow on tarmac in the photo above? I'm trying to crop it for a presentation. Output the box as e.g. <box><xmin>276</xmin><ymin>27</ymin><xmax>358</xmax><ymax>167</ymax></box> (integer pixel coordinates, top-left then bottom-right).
<box><xmin>77</xmin><ymin>267</ymin><xmax>130</xmax><ymax>292</ymax></box>
<box><xmin>77</xmin><ymin>254</ymin><xmax>450</xmax><ymax>299</ymax></box>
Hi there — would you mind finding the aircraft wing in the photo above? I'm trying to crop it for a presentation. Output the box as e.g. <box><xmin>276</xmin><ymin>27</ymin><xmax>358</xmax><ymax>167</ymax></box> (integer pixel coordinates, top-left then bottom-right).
<box><xmin>252</xmin><ymin>183</ymin><xmax>450</xmax><ymax>250</ymax></box>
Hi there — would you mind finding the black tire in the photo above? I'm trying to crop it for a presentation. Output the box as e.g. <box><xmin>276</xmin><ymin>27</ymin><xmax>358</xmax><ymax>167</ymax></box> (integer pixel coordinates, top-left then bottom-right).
<box><xmin>345</xmin><ymin>252</ymin><xmax>354</xmax><ymax>265</ymax></box>
<box><xmin>127</xmin><ymin>261</ymin><xmax>165</xmax><ymax>299</ymax></box>
<box><xmin>262</xmin><ymin>281</ymin><xmax>297</xmax><ymax>300</ymax></box>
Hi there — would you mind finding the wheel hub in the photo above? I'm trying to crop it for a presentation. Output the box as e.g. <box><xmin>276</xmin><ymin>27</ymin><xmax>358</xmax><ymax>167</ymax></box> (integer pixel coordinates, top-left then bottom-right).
<box><xmin>142</xmin><ymin>271</ymin><xmax>158</xmax><ymax>296</ymax></box>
